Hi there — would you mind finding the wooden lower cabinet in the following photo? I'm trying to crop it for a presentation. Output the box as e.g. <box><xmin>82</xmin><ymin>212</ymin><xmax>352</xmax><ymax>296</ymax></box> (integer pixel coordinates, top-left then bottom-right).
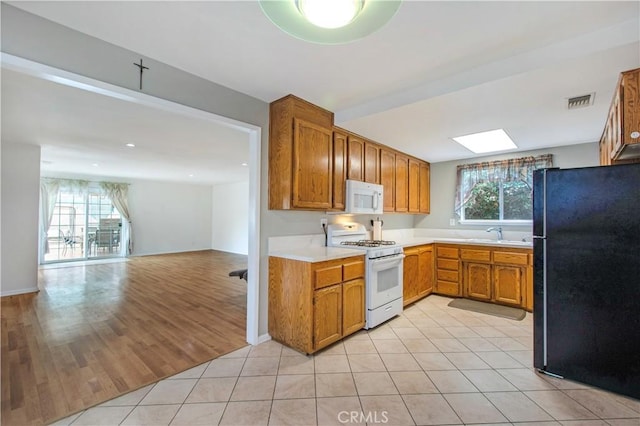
<box><xmin>435</xmin><ymin>245</ymin><xmax>461</xmax><ymax>296</ymax></box>
<box><xmin>403</xmin><ymin>244</ymin><xmax>434</xmax><ymax>306</ymax></box>
<box><xmin>269</xmin><ymin>255</ymin><xmax>365</xmax><ymax>354</ymax></box>
<box><xmin>464</xmin><ymin>262</ymin><xmax>492</xmax><ymax>300</ymax></box>
<box><xmin>458</xmin><ymin>246</ymin><xmax>532</xmax><ymax>309</ymax></box>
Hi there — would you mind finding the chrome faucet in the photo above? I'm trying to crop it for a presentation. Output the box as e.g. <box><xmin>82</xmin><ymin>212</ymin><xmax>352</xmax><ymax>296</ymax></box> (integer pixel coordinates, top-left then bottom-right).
<box><xmin>486</xmin><ymin>226</ymin><xmax>503</xmax><ymax>241</ymax></box>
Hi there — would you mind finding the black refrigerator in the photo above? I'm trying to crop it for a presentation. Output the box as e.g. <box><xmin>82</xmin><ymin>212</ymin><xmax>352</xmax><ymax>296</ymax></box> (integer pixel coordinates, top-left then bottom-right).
<box><xmin>533</xmin><ymin>163</ymin><xmax>640</xmax><ymax>400</ymax></box>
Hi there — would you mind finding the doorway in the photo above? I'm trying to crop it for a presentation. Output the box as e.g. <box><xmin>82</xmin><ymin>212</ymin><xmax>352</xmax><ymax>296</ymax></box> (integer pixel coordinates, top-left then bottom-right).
<box><xmin>3</xmin><ymin>52</ymin><xmax>262</xmax><ymax>345</ymax></box>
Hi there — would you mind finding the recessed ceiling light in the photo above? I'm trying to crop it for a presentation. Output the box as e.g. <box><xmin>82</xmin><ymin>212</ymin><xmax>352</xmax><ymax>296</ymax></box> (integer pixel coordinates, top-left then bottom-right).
<box><xmin>92</xmin><ymin>163</ymin><xmax>99</xmax><ymax>167</ymax></box>
<box><xmin>188</xmin><ymin>174</ymin><xmax>194</xmax><ymax>177</ymax></box>
<box><xmin>241</xmin><ymin>162</ymin><xmax>248</xmax><ymax>167</ymax></box>
<box><xmin>452</xmin><ymin>129</ymin><xmax>517</xmax><ymax>154</ymax></box>
<box><xmin>125</xmin><ymin>143</ymin><xmax>135</xmax><ymax>148</ymax></box>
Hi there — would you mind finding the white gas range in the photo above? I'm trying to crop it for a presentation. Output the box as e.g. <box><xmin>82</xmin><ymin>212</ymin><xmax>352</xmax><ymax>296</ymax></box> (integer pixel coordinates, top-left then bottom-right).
<box><xmin>327</xmin><ymin>223</ymin><xmax>404</xmax><ymax>329</ymax></box>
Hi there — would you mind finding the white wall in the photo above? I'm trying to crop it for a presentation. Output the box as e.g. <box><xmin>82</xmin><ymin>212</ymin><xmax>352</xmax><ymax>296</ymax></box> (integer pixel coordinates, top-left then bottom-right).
<box><xmin>414</xmin><ymin>142</ymin><xmax>600</xmax><ymax>232</ymax></box>
<box><xmin>1</xmin><ymin>142</ymin><xmax>41</xmax><ymax>296</ymax></box>
<box><xmin>211</xmin><ymin>181</ymin><xmax>249</xmax><ymax>255</ymax></box>
<box><xmin>128</xmin><ymin>180</ymin><xmax>213</xmax><ymax>256</ymax></box>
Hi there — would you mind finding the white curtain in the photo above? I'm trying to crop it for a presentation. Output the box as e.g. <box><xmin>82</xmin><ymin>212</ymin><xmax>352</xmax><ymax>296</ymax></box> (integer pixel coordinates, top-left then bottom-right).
<box><xmin>100</xmin><ymin>182</ymin><xmax>132</xmax><ymax>256</ymax></box>
<box><xmin>39</xmin><ymin>179</ymin><xmax>61</xmax><ymax>263</ymax></box>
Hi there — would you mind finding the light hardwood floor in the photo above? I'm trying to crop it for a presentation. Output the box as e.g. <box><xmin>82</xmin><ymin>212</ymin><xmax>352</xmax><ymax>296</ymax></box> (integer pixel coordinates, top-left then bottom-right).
<box><xmin>1</xmin><ymin>250</ymin><xmax>248</xmax><ymax>425</ymax></box>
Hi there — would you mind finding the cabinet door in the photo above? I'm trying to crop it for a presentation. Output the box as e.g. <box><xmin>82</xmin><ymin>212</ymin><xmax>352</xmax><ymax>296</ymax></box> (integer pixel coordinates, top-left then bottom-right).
<box><xmin>292</xmin><ymin>118</ymin><xmax>333</xmax><ymax>209</ymax></box>
<box><xmin>408</xmin><ymin>158</ymin><xmax>420</xmax><ymax>213</ymax></box>
<box><xmin>464</xmin><ymin>262</ymin><xmax>492</xmax><ymax>300</ymax></box>
<box><xmin>347</xmin><ymin>136</ymin><xmax>364</xmax><ymax>181</ymax></box>
<box><xmin>333</xmin><ymin>130</ymin><xmax>347</xmax><ymax>210</ymax></box>
<box><xmin>419</xmin><ymin>162</ymin><xmax>430</xmax><ymax>214</ymax></box>
<box><xmin>493</xmin><ymin>265</ymin><xmax>523</xmax><ymax>306</ymax></box>
<box><xmin>364</xmin><ymin>142</ymin><xmax>380</xmax><ymax>184</ymax></box>
<box><xmin>418</xmin><ymin>246</ymin><xmax>434</xmax><ymax>297</ymax></box>
<box><xmin>403</xmin><ymin>248</ymin><xmax>420</xmax><ymax>306</ymax></box>
<box><xmin>395</xmin><ymin>154</ymin><xmax>409</xmax><ymax>212</ymax></box>
<box><xmin>380</xmin><ymin>148</ymin><xmax>396</xmax><ymax>211</ymax></box>
<box><xmin>342</xmin><ymin>278</ymin><xmax>365</xmax><ymax>336</ymax></box>
<box><xmin>314</xmin><ymin>284</ymin><xmax>342</xmax><ymax>350</ymax></box>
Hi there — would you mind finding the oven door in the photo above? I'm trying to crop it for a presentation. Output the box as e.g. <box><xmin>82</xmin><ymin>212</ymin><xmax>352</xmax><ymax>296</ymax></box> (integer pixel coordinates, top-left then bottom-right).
<box><xmin>367</xmin><ymin>254</ymin><xmax>404</xmax><ymax>309</ymax></box>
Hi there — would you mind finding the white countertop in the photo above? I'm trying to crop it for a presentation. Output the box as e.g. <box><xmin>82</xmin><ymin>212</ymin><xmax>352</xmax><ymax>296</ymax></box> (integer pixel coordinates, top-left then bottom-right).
<box><xmin>395</xmin><ymin>237</ymin><xmax>533</xmax><ymax>249</ymax></box>
<box><xmin>269</xmin><ymin>246</ymin><xmax>365</xmax><ymax>262</ymax></box>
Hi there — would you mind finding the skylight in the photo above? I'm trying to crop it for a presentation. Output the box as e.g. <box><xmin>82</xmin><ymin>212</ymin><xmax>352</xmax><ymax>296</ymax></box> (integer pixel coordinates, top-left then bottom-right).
<box><xmin>452</xmin><ymin>129</ymin><xmax>517</xmax><ymax>154</ymax></box>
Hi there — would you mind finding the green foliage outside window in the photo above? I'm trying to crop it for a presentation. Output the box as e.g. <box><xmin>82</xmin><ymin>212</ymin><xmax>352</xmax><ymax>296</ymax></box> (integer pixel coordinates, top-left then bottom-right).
<box><xmin>463</xmin><ymin>180</ymin><xmax>532</xmax><ymax>221</ymax></box>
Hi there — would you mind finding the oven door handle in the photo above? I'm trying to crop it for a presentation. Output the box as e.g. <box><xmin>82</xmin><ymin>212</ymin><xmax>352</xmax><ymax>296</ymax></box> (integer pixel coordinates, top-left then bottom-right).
<box><xmin>369</xmin><ymin>254</ymin><xmax>404</xmax><ymax>271</ymax></box>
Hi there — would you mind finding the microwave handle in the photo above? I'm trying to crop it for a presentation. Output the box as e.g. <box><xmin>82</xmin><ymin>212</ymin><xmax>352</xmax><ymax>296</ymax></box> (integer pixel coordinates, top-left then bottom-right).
<box><xmin>373</xmin><ymin>191</ymin><xmax>380</xmax><ymax>210</ymax></box>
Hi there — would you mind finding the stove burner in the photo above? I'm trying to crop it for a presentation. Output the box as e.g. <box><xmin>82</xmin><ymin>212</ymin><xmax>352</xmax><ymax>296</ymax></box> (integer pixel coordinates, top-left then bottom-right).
<box><xmin>341</xmin><ymin>239</ymin><xmax>397</xmax><ymax>248</ymax></box>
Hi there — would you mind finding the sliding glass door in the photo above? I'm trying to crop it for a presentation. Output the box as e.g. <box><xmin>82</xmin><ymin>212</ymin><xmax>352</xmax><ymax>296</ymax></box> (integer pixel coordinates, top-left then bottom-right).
<box><xmin>44</xmin><ymin>190</ymin><xmax>122</xmax><ymax>263</ymax></box>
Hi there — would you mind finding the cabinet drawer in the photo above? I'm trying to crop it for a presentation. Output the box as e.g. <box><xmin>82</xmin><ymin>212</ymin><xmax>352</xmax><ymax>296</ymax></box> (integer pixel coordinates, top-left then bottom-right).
<box><xmin>437</xmin><ymin>258</ymin><xmax>459</xmax><ymax>270</ymax></box>
<box><xmin>437</xmin><ymin>281</ymin><xmax>459</xmax><ymax>296</ymax></box>
<box><xmin>343</xmin><ymin>260</ymin><xmax>365</xmax><ymax>281</ymax></box>
<box><xmin>437</xmin><ymin>247</ymin><xmax>459</xmax><ymax>259</ymax></box>
<box><xmin>315</xmin><ymin>265</ymin><xmax>343</xmax><ymax>289</ymax></box>
<box><xmin>437</xmin><ymin>269</ymin><xmax>458</xmax><ymax>282</ymax></box>
<box><xmin>494</xmin><ymin>251</ymin><xmax>528</xmax><ymax>266</ymax></box>
<box><xmin>461</xmin><ymin>249</ymin><xmax>491</xmax><ymax>262</ymax></box>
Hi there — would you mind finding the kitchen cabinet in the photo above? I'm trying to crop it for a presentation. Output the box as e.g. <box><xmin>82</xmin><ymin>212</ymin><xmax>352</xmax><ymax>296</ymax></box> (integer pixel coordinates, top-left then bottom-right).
<box><xmin>380</xmin><ymin>148</ymin><xmax>396</xmax><ymax>212</ymax></box>
<box><xmin>332</xmin><ymin>129</ymin><xmax>348</xmax><ymax>210</ymax></box>
<box><xmin>600</xmin><ymin>67</ymin><xmax>640</xmax><ymax>165</ymax></box>
<box><xmin>408</xmin><ymin>158</ymin><xmax>420</xmax><ymax>213</ymax></box>
<box><xmin>461</xmin><ymin>248</ymin><xmax>492</xmax><ymax>301</ymax></box>
<box><xmin>268</xmin><ymin>94</ymin><xmax>431</xmax><ymax>213</ymax></box>
<box><xmin>269</xmin><ymin>95</ymin><xmax>334</xmax><ymax>210</ymax></box>
<box><xmin>395</xmin><ymin>153</ymin><xmax>409</xmax><ymax>212</ymax></box>
<box><xmin>493</xmin><ymin>250</ymin><xmax>527</xmax><ymax>306</ymax></box>
<box><xmin>459</xmin><ymin>246</ymin><xmax>531</xmax><ymax>309</ymax></box>
<box><xmin>403</xmin><ymin>244</ymin><xmax>434</xmax><ymax>306</ymax></box>
<box><xmin>435</xmin><ymin>245</ymin><xmax>461</xmax><ymax>297</ymax></box>
<box><xmin>347</xmin><ymin>135</ymin><xmax>365</xmax><ymax>181</ymax></box>
<box><xmin>419</xmin><ymin>162</ymin><xmax>430</xmax><ymax>214</ymax></box>
<box><xmin>269</xmin><ymin>255</ymin><xmax>365</xmax><ymax>354</ymax></box>
<box><xmin>364</xmin><ymin>141</ymin><xmax>381</xmax><ymax>184</ymax></box>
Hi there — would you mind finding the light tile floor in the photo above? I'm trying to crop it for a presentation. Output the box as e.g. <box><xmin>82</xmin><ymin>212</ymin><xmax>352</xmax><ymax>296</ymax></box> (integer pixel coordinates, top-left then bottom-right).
<box><xmin>51</xmin><ymin>295</ymin><xmax>640</xmax><ymax>425</ymax></box>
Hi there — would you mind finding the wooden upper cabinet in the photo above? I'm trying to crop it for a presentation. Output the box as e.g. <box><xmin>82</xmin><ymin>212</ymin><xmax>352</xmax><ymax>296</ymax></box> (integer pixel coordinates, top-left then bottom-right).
<box><xmin>419</xmin><ymin>162</ymin><xmax>430</xmax><ymax>214</ymax></box>
<box><xmin>408</xmin><ymin>158</ymin><xmax>420</xmax><ymax>213</ymax></box>
<box><xmin>291</xmin><ymin>118</ymin><xmax>333</xmax><ymax>209</ymax></box>
<box><xmin>364</xmin><ymin>141</ymin><xmax>381</xmax><ymax>184</ymax></box>
<box><xmin>395</xmin><ymin>153</ymin><xmax>409</xmax><ymax>212</ymax></box>
<box><xmin>380</xmin><ymin>148</ymin><xmax>396</xmax><ymax>212</ymax></box>
<box><xmin>600</xmin><ymin>67</ymin><xmax>640</xmax><ymax>165</ymax></box>
<box><xmin>269</xmin><ymin>95</ymin><xmax>334</xmax><ymax>210</ymax></box>
<box><xmin>347</xmin><ymin>135</ymin><xmax>365</xmax><ymax>181</ymax></box>
<box><xmin>332</xmin><ymin>129</ymin><xmax>347</xmax><ymax>210</ymax></box>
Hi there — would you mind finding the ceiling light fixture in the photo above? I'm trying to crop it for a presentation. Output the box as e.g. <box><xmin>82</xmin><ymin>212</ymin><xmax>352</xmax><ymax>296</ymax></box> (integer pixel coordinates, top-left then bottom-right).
<box><xmin>241</xmin><ymin>162</ymin><xmax>248</xmax><ymax>167</ymax></box>
<box><xmin>125</xmin><ymin>143</ymin><xmax>135</xmax><ymax>147</ymax></box>
<box><xmin>452</xmin><ymin>129</ymin><xmax>518</xmax><ymax>154</ymax></box>
<box><xmin>296</xmin><ymin>0</ymin><xmax>364</xmax><ymax>29</ymax></box>
<box><xmin>260</xmin><ymin>0</ymin><xmax>401</xmax><ymax>44</ymax></box>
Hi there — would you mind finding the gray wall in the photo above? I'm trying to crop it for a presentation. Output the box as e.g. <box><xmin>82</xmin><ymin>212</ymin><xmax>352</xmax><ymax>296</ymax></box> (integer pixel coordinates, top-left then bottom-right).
<box><xmin>415</xmin><ymin>142</ymin><xmax>600</xmax><ymax>232</ymax></box>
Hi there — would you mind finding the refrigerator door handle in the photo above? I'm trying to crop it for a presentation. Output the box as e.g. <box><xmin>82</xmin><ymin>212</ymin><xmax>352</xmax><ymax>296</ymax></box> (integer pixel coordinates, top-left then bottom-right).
<box><xmin>532</xmin><ymin>236</ymin><xmax>546</xmax><ymax>239</ymax></box>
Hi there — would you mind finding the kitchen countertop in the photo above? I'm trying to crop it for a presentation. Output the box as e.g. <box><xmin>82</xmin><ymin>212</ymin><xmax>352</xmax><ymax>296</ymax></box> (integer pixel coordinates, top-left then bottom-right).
<box><xmin>269</xmin><ymin>238</ymin><xmax>532</xmax><ymax>262</ymax></box>
<box><xmin>397</xmin><ymin>237</ymin><xmax>533</xmax><ymax>249</ymax></box>
<box><xmin>269</xmin><ymin>246</ymin><xmax>366</xmax><ymax>262</ymax></box>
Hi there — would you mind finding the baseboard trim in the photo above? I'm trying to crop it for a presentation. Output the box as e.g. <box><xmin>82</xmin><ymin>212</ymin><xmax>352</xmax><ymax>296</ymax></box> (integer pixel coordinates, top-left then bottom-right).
<box><xmin>1</xmin><ymin>287</ymin><xmax>40</xmax><ymax>297</ymax></box>
<box><xmin>256</xmin><ymin>333</ymin><xmax>271</xmax><ymax>345</ymax></box>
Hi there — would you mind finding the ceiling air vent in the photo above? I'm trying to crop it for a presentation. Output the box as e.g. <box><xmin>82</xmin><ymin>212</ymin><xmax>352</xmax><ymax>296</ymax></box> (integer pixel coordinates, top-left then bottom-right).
<box><xmin>567</xmin><ymin>93</ymin><xmax>595</xmax><ymax>110</ymax></box>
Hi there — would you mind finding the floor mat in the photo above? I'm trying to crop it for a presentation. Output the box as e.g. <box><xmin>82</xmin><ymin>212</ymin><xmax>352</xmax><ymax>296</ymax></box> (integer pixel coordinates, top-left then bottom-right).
<box><xmin>448</xmin><ymin>298</ymin><xmax>526</xmax><ymax>321</ymax></box>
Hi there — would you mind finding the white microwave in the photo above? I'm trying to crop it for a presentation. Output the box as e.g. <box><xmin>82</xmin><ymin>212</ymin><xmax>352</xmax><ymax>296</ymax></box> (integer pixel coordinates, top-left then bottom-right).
<box><xmin>345</xmin><ymin>180</ymin><xmax>384</xmax><ymax>214</ymax></box>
